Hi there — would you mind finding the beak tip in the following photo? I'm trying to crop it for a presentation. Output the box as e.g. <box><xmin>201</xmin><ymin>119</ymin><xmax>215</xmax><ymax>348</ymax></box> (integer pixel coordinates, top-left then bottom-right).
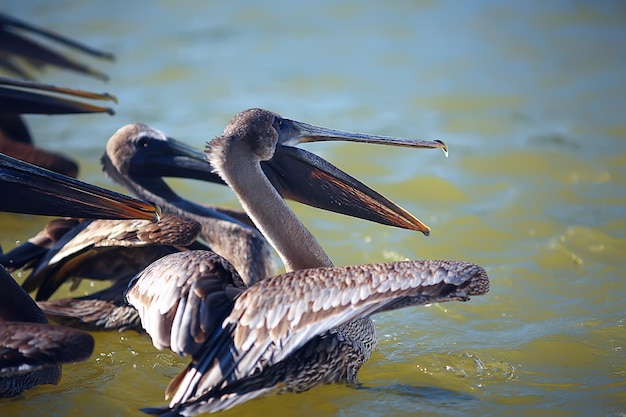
<box><xmin>435</xmin><ymin>139</ymin><xmax>448</xmax><ymax>157</ymax></box>
<box><xmin>152</xmin><ymin>204</ymin><xmax>163</xmax><ymax>222</ymax></box>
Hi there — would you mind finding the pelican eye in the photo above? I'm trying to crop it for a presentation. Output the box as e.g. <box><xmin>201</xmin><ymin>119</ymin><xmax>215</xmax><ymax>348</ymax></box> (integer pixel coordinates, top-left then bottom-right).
<box><xmin>136</xmin><ymin>136</ymin><xmax>150</xmax><ymax>148</ymax></box>
<box><xmin>272</xmin><ymin>118</ymin><xmax>284</xmax><ymax>132</ymax></box>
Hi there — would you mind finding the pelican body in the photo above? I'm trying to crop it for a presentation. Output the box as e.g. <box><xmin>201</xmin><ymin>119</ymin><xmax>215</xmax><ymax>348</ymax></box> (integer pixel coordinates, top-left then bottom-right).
<box><xmin>126</xmin><ymin>109</ymin><xmax>488</xmax><ymax>415</ymax></box>
<box><xmin>0</xmin><ymin>267</ymin><xmax>94</xmax><ymax>398</ymax></box>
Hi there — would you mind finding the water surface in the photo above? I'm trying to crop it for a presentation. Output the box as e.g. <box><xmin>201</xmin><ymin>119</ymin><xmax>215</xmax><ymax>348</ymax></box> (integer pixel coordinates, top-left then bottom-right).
<box><xmin>2</xmin><ymin>1</ymin><xmax>625</xmax><ymax>416</ymax></box>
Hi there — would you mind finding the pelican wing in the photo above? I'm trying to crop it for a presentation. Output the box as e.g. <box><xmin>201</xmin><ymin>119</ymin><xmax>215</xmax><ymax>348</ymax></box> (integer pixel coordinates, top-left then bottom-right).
<box><xmin>161</xmin><ymin>259</ymin><xmax>488</xmax><ymax>406</ymax></box>
<box><xmin>127</xmin><ymin>251</ymin><xmax>247</xmax><ymax>358</ymax></box>
<box><xmin>21</xmin><ymin>214</ymin><xmax>201</xmax><ymax>300</ymax></box>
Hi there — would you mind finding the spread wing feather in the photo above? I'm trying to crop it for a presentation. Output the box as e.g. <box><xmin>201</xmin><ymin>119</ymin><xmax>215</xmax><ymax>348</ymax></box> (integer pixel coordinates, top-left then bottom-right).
<box><xmin>126</xmin><ymin>251</ymin><xmax>488</xmax><ymax>408</ymax></box>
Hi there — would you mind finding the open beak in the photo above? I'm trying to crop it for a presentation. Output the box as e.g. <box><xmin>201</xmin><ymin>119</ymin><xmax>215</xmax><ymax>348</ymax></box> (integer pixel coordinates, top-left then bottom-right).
<box><xmin>263</xmin><ymin>116</ymin><xmax>448</xmax><ymax>235</ymax></box>
<box><xmin>263</xmin><ymin>145</ymin><xmax>433</xmax><ymax>235</ymax></box>
<box><xmin>117</xmin><ymin>116</ymin><xmax>445</xmax><ymax>235</ymax></box>
<box><xmin>0</xmin><ymin>77</ymin><xmax>117</xmax><ymax>115</ymax></box>
<box><xmin>1</xmin><ymin>153</ymin><xmax>160</xmax><ymax>221</ymax></box>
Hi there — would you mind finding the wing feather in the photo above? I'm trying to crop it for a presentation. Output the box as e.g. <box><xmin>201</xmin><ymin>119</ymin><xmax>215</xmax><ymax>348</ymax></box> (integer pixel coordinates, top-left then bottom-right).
<box><xmin>143</xmin><ymin>259</ymin><xmax>489</xmax><ymax>406</ymax></box>
<box><xmin>126</xmin><ymin>251</ymin><xmax>245</xmax><ymax>358</ymax></box>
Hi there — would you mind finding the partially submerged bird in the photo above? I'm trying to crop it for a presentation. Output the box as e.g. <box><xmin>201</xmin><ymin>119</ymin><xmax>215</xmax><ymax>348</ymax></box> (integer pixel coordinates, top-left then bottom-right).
<box><xmin>126</xmin><ymin>108</ymin><xmax>488</xmax><ymax>415</ymax></box>
<box><xmin>0</xmin><ymin>156</ymin><xmax>159</xmax><ymax>398</ymax></box>
<box><xmin>0</xmin><ymin>76</ymin><xmax>117</xmax><ymax>177</ymax></box>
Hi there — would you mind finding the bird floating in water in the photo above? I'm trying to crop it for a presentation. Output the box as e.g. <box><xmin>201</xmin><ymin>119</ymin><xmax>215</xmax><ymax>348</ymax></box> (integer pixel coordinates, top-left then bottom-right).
<box><xmin>126</xmin><ymin>108</ymin><xmax>487</xmax><ymax>415</ymax></box>
<box><xmin>0</xmin><ymin>155</ymin><xmax>159</xmax><ymax>398</ymax></box>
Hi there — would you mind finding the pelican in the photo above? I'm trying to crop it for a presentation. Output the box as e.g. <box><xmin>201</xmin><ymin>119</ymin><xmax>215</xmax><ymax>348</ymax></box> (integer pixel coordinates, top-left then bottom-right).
<box><xmin>0</xmin><ymin>76</ymin><xmax>117</xmax><ymax>177</ymax></box>
<box><xmin>0</xmin><ymin>155</ymin><xmax>158</xmax><ymax>398</ymax></box>
<box><xmin>126</xmin><ymin>108</ymin><xmax>489</xmax><ymax>415</ymax></box>
<box><xmin>102</xmin><ymin>123</ymin><xmax>274</xmax><ymax>285</ymax></box>
<box><xmin>4</xmin><ymin>123</ymin><xmax>268</xmax><ymax>330</ymax></box>
<box><xmin>0</xmin><ymin>12</ymin><xmax>113</xmax><ymax>81</ymax></box>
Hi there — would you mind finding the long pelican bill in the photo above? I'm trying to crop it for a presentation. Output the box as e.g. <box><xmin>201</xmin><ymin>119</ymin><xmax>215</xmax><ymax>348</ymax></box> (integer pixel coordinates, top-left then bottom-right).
<box><xmin>0</xmin><ymin>153</ymin><xmax>160</xmax><ymax>221</ymax></box>
<box><xmin>121</xmin><ymin>129</ymin><xmax>432</xmax><ymax>234</ymax></box>
<box><xmin>263</xmin><ymin>145</ymin><xmax>432</xmax><ymax>235</ymax></box>
<box><xmin>0</xmin><ymin>76</ymin><xmax>116</xmax><ymax>115</ymax></box>
<box><xmin>0</xmin><ymin>12</ymin><xmax>115</xmax><ymax>60</ymax></box>
<box><xmin>275</xmin><ymin>116</ymin><xmax>448</xmax><ymax>156</ymax></box>
<box><xmin>264</xmin><ymin>114</ymin><xmax>448</xmax><ymax>235</ymax></box>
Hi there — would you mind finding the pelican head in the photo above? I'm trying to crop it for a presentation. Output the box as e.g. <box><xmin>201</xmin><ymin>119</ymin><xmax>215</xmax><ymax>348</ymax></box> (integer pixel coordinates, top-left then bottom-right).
<box><xmin>103</xmin><ymin>123</ymin><xmax>223</xmax><ymax>186</ymax></box>
<box><xmin>103</xmin><ymin>109</ymin><xmax>446</xmax><ymax>235</ymax></box>
<box><xmin>208</xmin><ymin>108</ymin><xmax>448</xmax><ymax>235</ymax></box>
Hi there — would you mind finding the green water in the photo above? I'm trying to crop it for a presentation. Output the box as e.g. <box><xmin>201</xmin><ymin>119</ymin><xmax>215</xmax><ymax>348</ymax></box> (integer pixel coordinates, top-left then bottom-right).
<box><xmin>1</xmin><ymin>1</ymin><xmax>624</xmax><ymax>416</ymax></box>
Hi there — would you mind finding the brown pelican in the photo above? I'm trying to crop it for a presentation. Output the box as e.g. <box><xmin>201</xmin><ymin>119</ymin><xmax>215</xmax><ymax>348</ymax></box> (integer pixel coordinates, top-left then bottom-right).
<box><xmin>0</xmin><ymin>76</ymin><xmax>117</xmax><ymax>177</ymax></box>
<box><xmin>101</xmin><ymin>124</ymin><xmax>274</xmax><ymax>285</ymax></box>
<box><xmin>3</xmin><ymin>124</ymin><xmax>266</xmax><ymax>330</ymax></box>
<box><xmin>22</xmin><ymin>117</ymin><xmax>439</xmax><ymax>328</ymax></box>
<box><xmin>0</xmin><ymin>12</ymin><xmax>114</xmax><ymax>81</ymax></box>
<box><xmin>0</xmin><ymin>156</ymin><xmax>159</xmax><ymax>398</ymax></box>
<box><xmin>126</xmin><ymin>108</ymin><xmax>489</xmax><ymax>415</ymax></box>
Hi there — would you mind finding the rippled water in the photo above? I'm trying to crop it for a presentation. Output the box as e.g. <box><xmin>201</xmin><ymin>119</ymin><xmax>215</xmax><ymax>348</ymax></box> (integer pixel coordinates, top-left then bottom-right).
<box><xmin>2</xmin><ymin>1</ymin><xmax>625</xmax><ymax>416</ymax></box>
